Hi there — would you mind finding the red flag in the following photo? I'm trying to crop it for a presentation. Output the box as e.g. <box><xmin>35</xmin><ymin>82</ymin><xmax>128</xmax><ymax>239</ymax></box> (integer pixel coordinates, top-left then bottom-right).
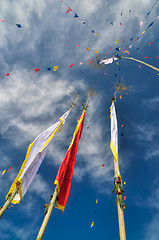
<box><xmin>8</xmin><ymin>166</ymin><xmax>12</xmax><ymax>172</ymax></box>
<box><xmin>4</xmin><ymin>73</ymin><xmax>10</xmax><ymax>76</ymax></box>
<box><xmin>66</xmin><ymin>7</ymin><xmax>72</xmax><ymax>13</ymax></box>
<box><xmin>124</xmin><ymin>196</ymin><xmax>126</xmax><ymax>200</ymax></box>
<box><xmin>34</xmin><ymin>68</ymin><xmax>40</xmax><ymax>74</ymax></box>
<box><xmin>54</xmin><ymin>111</ymin><xmax>85</xmax><ymax>212</ymax></box>
<box><xmin>68</xmin><ymin>64</ymin><xmax>74</xmax><ymax>68</ymax></box>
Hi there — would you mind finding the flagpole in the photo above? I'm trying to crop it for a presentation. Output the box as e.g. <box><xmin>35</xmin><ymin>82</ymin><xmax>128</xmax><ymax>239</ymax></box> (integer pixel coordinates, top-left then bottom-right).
<box><xmin>82</xmin><ymin>89</ymin><xmax>96</xmax><ymax>110</ymax></box>
<box><xmin>69</xmin><ymin>95</ymin><xmax>79</xmax><ymax>111</ymax></box>
<box><xmin>120</xmin><ymin>56</ymin><xmax>159</xmax><ymax>72</ymax></box>
<box><xmin>36</xmin><ymin>187</ymin><xmax>58</xmax><ymax>240</ymax></box>
<box><xmin>36</xmin><ymin>95</ymin><xmax>80</xmax><ymax>240</ymax></box>
<box><xmin>113</xmin><ymin>158</ymin><xmax>126</xmax><ymax>240</ymax></box>
<box><xmin>36</xmin><ymin>91</ymin><xmax>94</xmax><ymax>239</ymax></box>
<box><xmin>0</xmin><ymin>182</ymin><xmax>20</xmax><ymax>219</ymax></box>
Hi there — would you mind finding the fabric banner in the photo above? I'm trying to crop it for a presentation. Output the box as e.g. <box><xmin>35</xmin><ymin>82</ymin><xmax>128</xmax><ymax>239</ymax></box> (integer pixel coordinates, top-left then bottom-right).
<box><xmin>110</xmin><ymin>102</ymin><xmax>120</xmax><ymax>174</ymax></box>
<box><xmin>54</xmin><ymin>111</ymin><xmax>85</xmax><ymax>212</ymax></box>
<box><xmin>7</xmin><ymin>110</ymin><xmax>70</xmax><ymax>204</ymax></box>
<box><xmin>100</xmin><ymin>57</ymin><xmax>118</xmax><ymax>65</ymax></box>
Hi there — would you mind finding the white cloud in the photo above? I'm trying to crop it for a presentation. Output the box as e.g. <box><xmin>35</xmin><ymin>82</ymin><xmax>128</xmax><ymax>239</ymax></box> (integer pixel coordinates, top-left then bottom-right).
<box><xmin>144</xmin><ymin>214</ymin><xmax>159</xmax><ymax>240</ymax></box>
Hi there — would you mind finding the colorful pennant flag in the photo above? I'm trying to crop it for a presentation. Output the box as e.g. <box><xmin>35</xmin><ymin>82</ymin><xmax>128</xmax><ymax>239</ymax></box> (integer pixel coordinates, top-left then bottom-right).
<box><xmin>68</xmin><ymin>64</ymin><xmax>74</xmax><ymax>68</ymax></box>
<box><xmin>53</xmin><ymin>66</ymin><xmax>59</xmax><ymax>71</ymax></box>
<box><xmin>6</xmin><ymin>110</ymin><xmax>70</xmax><ymax>204</ymax></box>
<box><xmin>2</xmin><ymin>169</ymin><xmax>7</xmax><ymax>175</ymax></box>
<box><xmin>8</xmin><ymin>166</ymin><xmax>12</xmax><ymax>172</ymax></box>
<box><xmin>74</xmin><ymin>13</ymin><xmax>79</xmax><ymax>18</ymax></box>
<box><xmin>54</xmin><ymin>111</ymin><xmax>85</xmax><ymax>212</ymax></box>
<box><xmin>34</xmin><ymin>68</ymin><xmax>40</xmax><ymax>74</ymax></box>
<box><xmin>16</xmin><ymin>24</ymin><xmax>22</xmax><ymax>28</ymax></box>
<box><xmin>91</xmin><ymin>221</ymin><xmax>94</xmax><ymax>228</ymax></box>
<box><xmin>66</xmin><ymin>7</ymin><xmax>72</xmax><ymax>13</ymax></box>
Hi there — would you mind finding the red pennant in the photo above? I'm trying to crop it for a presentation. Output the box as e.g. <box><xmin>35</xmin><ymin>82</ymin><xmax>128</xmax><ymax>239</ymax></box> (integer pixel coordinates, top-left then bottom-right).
<box><xmin>8</xmin><ymin>166</ymin><xmax>12</xmax><ymax>172</ymax></box>
<box><xmin>34</xmin><ymin>68</ymin><xmax>40</xmax><ymax>74</ymax></box>
<box><xmin>68</xmin><ymin>64</ymin><xmax>74</xmax><ymax>68</ymax></box>
<box><xmin>66</xmin><ymin>7</ymin><xmax>72</xmax><ymax>13</ymax></box>
<box><xmin>149</xmin><ymin>41</ymin><xmax>154</xmax><ymax>45</ymax></box>
<box><xmin>89</xmin><ymin>61</ymin><xmax>93</xmax><ymax>64</ymax></box>
<box><xmin>124</xmin><ymin>196</ymin><xmax>126</xmax><ymax>200</ymax></box>
<box><xmin>4</xmin><ymin>73</ymin><xmax>10</xmax><ymax>76</ymax></box>
<box><xmin>121</xmin><ymin>12</ymin><xmax>123</xmax><ymax>16</ymax></box>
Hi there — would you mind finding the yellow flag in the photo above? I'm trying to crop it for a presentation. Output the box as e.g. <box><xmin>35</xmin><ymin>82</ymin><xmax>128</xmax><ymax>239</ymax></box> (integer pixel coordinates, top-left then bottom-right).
<box><xmin>54</xmin><ymin>66</ymin><xmax>59</xmax><ymax>71</ymax></box>
<box><xmin>91</xmin><ymin>221</ymin><xmax>94</xmax><ymax>227</ymax></box>
<box><xmin>2</xmin><ymin>169</ymin><xmax>7</xmax><ymax>175</ymax></box>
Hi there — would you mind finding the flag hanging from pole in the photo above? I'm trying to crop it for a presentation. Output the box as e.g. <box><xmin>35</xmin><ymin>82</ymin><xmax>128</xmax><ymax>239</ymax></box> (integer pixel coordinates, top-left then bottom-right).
<box><xmin>54</xmin><ymin>110</ymin><xmax>85</xmax><ymax>212</ymax></box>
<box><xmin>6</xmin><ymin>110</ymin><xmax>70</xmax><ymax>204</ymax></box>
<box><xmin>110</xmin><ymin>101</ymin><xmax>120</xmax><ymax>175</ymax></box>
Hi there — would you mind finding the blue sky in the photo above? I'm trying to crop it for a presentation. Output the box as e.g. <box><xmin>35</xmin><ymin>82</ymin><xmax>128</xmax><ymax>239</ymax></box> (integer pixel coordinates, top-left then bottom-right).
<box><xmin>0</xmin><ymin>0</ymin><xmax>159</xmax><ymax>239</ymax></box>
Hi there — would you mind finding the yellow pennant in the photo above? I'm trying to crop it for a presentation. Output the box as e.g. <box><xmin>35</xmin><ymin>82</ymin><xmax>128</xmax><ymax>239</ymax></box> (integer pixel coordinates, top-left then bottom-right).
<box><xmin>96</xmin><ymin>199</ymin><xmax>98</xmax><ymax>204</ymax></box>
<box><xmin>54</xmin><ymin>66</ymin><xmax>59</xmax><ymax>71</ymax></box>
<box><xmin>2</xmin><ymin>169</ymin><xmax>7</xmax><ymax>175</ymax></box>
<box><xmin>91</xmin><ymin>221</ymin><xmax>94</xmax><ymax>228</ymax></box>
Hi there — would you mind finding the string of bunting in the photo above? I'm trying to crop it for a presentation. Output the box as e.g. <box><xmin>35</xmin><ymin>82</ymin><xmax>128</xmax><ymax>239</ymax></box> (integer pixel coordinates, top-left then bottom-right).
<box><xmin>60</xmin><ymin>0</ymin><xmax>97</xmax><ymax>36</ymax></box>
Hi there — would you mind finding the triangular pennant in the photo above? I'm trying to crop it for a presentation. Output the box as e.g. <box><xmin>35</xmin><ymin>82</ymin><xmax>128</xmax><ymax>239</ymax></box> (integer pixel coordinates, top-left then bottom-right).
<box><xmin>47</xmin><ymin>67</ymin><xmax>52</xmax><ymax>71</ymax></box>
<box><xmin>66</xmin><ymin>7</ymin><xmax>72</xmax><ymax>14</ymax></box>
<box><xmin>8</xmin><ymin>166</ymin><xmax>12</xmax><ymax>172</ymax></box>
<box><xmin>68</xmin><ymin>64</ymin><xmax>74</xmax><ymax>68</ymax></box>
<box><xmin>16</xmin><ymin>24</ymin><xmax>22</xmax><ymax>28</ymax></box>
<box><xmin>34</xmin><ymin>68</ymin><xmax>40</xmax><ymax>74</ymax></box>
<box><xmin>53</xmin><ymin>66</ymin><xmax>59</xmax><ymax>71</ymax></box>
<box><xmin>2</xmin><ymin>169</ymin><xmax>8</xmax><ymax>175</ymax></box>
<box><xmin>74</xmin><ymin>13</ymin><xmax>79</xmax><ymax>18</ymax></box>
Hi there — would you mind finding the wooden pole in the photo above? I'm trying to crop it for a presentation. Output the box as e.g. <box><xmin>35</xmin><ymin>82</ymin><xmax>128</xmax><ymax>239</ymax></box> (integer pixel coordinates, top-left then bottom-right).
<box><xmin>36</xmin><ymin>92</ymin><xmax>94</xmax><ymax>239</ymax></box>
<box><xmin>36</xmin><ymin>187</ymin><xmax>58</xmax><ymax>240</ymax></box>
<box><xmin>113</xmin><ymin>158</ymin><xmax>126</xmax><ymax>240</ymax></box>
<box><xmin>120</xmin><ymin>56</ymin><xmax>159</xmax><ymax>72</ymax></box>
<box><xmin>0</xmin><ymin>186</ymin><xmax>19</xmax><ymax>219</ymax></box>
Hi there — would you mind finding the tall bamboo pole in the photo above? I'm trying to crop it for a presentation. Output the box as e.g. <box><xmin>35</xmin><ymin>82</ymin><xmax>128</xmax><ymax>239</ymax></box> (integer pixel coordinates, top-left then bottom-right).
<box><xmin>113</xmin><ymin>158</ymin><xmax>126</xmax><ymax>240</ymax></box>
<box><xmin>0</xmin><ymin>96</ymin><xmax>80</xmax><ymax>220</ymax></box>
<box><xmin>36</xmin><ymin>187</ymin><xmax>58</xmax><ymax>240</ymax></box>
<box><xmin>120</xmin><ymin>56</ymin><xmax>159</xmax><ymax>72</ymax></box>
<box><xmin>36</xmin><ymin>90</ymin><xmax>95</xmax><ymax>239</ymax></box>
<box><xmin>0</xmin><ymin>185</ymin><xmax>19</xmax><ymax>219</ymax></box>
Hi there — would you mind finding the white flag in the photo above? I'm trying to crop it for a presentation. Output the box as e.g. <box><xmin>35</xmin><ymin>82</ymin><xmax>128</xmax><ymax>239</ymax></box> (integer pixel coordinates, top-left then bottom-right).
<box><xmin>110</xmin><ymin>102</ymin><xmax>119</xmax><ymax>174</ymax></box>
<box><xmin>7</xmin><ymin>110</ymin><xmax>70</xmax><ymax>204</ymax></box>
<box><xmin>100</xmin><ymin>57</ymin><xmax>118</xmax><ymax>65</ymax></box>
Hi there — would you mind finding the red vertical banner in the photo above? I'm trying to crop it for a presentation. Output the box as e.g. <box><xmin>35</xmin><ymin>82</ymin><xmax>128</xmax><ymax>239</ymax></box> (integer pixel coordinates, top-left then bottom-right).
<box><xmin>54</xmin><ymin>111</ymin><xmax>85</xmax><ymax>212</ymax></box>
